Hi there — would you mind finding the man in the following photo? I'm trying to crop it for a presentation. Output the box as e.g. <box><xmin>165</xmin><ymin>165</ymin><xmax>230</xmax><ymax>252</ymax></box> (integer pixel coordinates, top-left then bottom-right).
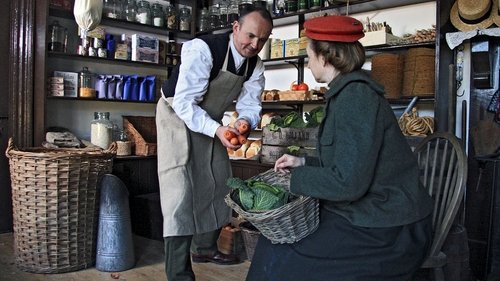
<box><xmin>156</xmin><ymin>6</ymin><xmax>273</xmax><ymax>281</ymax></box>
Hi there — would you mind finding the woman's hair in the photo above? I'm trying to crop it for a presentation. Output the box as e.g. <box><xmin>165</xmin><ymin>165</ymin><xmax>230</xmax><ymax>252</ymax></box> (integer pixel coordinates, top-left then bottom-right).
<box><xmin>238</xmin><ymin>6</ymin><xmax>274</xmax><ymax>28</ymax></box>
<box><xmin>309</xmin><ymin>40</ymin><xmax>365</xmax><ymax>74</ymax></box>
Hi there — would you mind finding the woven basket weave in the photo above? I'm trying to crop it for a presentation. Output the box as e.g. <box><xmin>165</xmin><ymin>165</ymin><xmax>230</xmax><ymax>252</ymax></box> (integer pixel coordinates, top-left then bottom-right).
<box><xmin>371</xmin><ymin>53</ymin><xmax>405</xmax><ymax>99</ymax></box>
<box><xmin>5</xmin><ymin>138</ymin><xmax>116</xmax><ymax>273</ymax></box>
<box><xmin>402</xmin><ymin>48</ymin><xmax>435</xmax><ymax>97</ymax></box>
<box><xmin>224</xmin><ymin>169</ymin><xmax>319</xmax><ymax>244</ymax></box>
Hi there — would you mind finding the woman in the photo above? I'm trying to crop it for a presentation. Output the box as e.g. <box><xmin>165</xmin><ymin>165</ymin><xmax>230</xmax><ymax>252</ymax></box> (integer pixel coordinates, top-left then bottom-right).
<box><xmin>246</xmin><ymin>15</ymin><xmax>434</xmax><ymax>281</ymax></box>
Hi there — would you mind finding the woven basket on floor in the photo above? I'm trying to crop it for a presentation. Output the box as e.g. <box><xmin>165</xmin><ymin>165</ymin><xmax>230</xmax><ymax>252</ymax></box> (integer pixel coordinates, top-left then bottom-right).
<box><xmin>239</xmin><ymin>221</ymin><xmax>260</xmax><ymax>261</ymax></box>
<box><xmin>402</xmin><ymin>48</ymin><xmax>435</xmax><ymax>97</ymax></box>
<box><xmin>5</xmin><ymin>138</ymin><xmax>116</xmax><ymax>273</ymax></box>
<box><xmin>225</xmin><ymin>169</ymin><xmax>319</xmax><ymax>244</ymax></box>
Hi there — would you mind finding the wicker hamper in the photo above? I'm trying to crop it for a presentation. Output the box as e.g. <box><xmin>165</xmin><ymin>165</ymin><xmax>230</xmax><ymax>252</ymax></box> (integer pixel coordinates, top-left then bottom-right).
<box><xmin>123</xmin><ymin>115</ymin><xmax>157</xmax><ymax>156</ymax></box>
<box><xmin>371</xmin><ymin>53</ymin><xmax>405</xmax><ymax>99</ymax></box>
<box><xmin>402</xmin><ymin>48</ymin><xmax>435</xmax><ymax>97</ymax></box>
<box><xmin>225</xmin><ymin>169</ymin><xmax>319</xmax><ymax>244</ymax></box>
<box><xmin>239</xmin><ymin>221</ymin><xmax>260</xmax><ymax>261</ymax></box>
<box><xmin>5</xmin><ymin>138</ymin><xmax>116</xmax><ymax>273</ymax></box>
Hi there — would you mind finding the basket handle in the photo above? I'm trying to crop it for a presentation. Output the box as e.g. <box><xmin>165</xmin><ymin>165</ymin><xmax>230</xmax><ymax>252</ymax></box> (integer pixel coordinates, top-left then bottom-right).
<box><xmin>5</xmin><ymin>137</ymin><xmax>16</xmax><ymax>158</ymax></box>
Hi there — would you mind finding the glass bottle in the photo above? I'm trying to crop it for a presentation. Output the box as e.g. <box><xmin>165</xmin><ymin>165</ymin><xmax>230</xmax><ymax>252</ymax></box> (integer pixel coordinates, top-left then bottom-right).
<box><xmin>227</xmin><ymin>0</ymin><xmax>239</xmax><ymax>24</ymax></box>
<box><xmin>178</xmin><ymin>7</ymin><xmax>191</xmax><ymax>32</ymax></box>
<box><xmin>198</xmin><ymin>7</ymin><xmax>210</xmax><ymax>32</ymax></box>
<box><xmin>124</xmin><ymin>0</ymin><xmax>137</xmax><ymax>22</ymax></box>
<box><xmin>253</xmin><ymin>0</ymin><xmax>267</xmax><ymax>9</ymax></box>
<box><xmin>209</xmin><ymin>4</ymin><xmax>220</xmax><ymax>30</ymax></box>
<box><xmin>152</xmin><ymin>2</ymin><xmax>165</xmax><ymax>27</ymax></box>
<box><xmin>79</xmin><ymin>66</ymin><xmax>96</xmax><ymax>98</ymax></box>
<box><xmin>91</xmin><ymin>112</ymin><xmax>114</xmax><ymax>149</ymax></box>
<box><xmin>165</xmin><ymin>4</ymin><xmax>178</xmax><ymax>30</ymax></box>
<box><xmin>238</xmin><ymin>0</ymin><xmax>253</xmax><ymax>15</ymax></box>
<box><xmin>136</xmin><ymin>0</ymin><xmax>151</xmax><ymax>25</ymax></box>
<box><xmin>48</xmin><ymin>20</ymin><xmax>67</xmax><ymax>53</ymax></box>
<box><xmin>219</xmin><ymin>0</ymin><xmax>229</xmax><ymax>27</ymax></box>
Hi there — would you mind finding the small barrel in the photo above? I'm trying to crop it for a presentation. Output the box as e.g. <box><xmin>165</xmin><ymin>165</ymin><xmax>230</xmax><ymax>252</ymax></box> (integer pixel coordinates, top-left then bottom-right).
<box><xmin>96</xmin><ymin>174</ymin><xmax>135</xmax><ymax>272</ymax></box>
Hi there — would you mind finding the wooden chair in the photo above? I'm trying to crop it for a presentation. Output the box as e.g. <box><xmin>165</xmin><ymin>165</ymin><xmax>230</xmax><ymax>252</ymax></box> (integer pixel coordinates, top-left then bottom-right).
<box><xmin>413</xmin><ymin>131</ymin><xmax>467</xmax><ymax>281</ymax></box>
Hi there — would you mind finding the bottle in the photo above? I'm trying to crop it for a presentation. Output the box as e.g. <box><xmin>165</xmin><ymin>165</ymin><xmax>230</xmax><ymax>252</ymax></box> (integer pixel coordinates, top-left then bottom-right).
<box><xmin>219</xmin><ymin>0</ymin><xmax>229</xmax><ymax>27</ymax></box>
<box><xmin>178</xmin><ymin>7</ymin><xmax>191</xmax><ymax>32</ymax></box>
<box><xmin>48</xmin><ymin>20</ymin><xmax>67</xmax><ymax>52</ymax></box>
<box><xmin>198</xmin><ymin>7</ymin><xmax>210</xmax><ymax>32</ymax></box>
<box><xmin>152</xmin><ymin>2</ymin><xmax>165</xmax><ymax>27</ymax></box>
<box><xmin>209</xmin><ymin>4</ymin><xmax>220</xmax><ymax>30</ymax></box>
<box><xmin>136</xmin><ymin>0</ymin><xmax>151</xmax><ymax>25</ymax></box>
<box><xmin>124</xmin><ymin>0</ymin><xmax>137</xmax><ymax>22</ymax></box>
<box><xmin>239</xmin><ymin>0</ymin><xmax>253</xmax><ymax>15</ymax></box>
<box><xmin>79</xmin><ymin>66</ymin><xmax>96</xmax><ymax>98</ymax></box>
<box><xmin>116</xmin><ymin>130</ymin><xmax>132</xmax><ymax>156</ymax></box>
<box><xmin>165</xmin><ymin>4</ymin><xmax>178</xmax><ymax>30</ymax></box>
<box><xmin>227</xmin><ymin>0</ymin><xmax>239</xmax><ymax>24</ymax></box>
<box><xmin>91</xmin><ymin>112</ymin><xmax>114</xmax><ymax>149</ymax></box>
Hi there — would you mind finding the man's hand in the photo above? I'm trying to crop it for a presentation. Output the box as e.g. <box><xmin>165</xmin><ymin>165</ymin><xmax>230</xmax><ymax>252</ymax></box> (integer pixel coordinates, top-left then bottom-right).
<box><xmin>216</xmin><ymin>126</ymin><xmax>241</xmax><ymax>150</ymax></box>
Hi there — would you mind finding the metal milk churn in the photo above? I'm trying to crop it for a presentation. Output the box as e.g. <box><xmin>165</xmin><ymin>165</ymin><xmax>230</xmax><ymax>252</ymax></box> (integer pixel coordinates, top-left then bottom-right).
<box><xmin>96</xmin><ymin>174</ymin><xmax>135</xmax><ymax>272</ymax></box>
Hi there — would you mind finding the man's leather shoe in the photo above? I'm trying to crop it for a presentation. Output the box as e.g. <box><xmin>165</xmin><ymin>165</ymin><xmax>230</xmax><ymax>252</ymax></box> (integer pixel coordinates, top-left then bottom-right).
<box><xmin>191</xmin><ymin>251</ymin><xmax>240</xmax><ymax>265</ymax></box>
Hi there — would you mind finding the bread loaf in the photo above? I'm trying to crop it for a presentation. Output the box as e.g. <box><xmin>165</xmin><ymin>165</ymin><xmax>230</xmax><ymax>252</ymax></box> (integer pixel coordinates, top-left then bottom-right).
<box><xmin>228</xmin><ymin>111</ymin><xmax>238</xmax><ymax>128</ymax></box>
<box><xmin>233</xmin><ymin>141</ymin><xmax>251</xmax><ymax>158</ymax></box>
<box><xmin>260</xmin><ymin>112</ymin><xmax>276</xmax><ymax>128</ymax></box>
<box><xmin>245</xmin><ymin>139</ymin><xmax>262</xmax><ymax>159</ymax></box>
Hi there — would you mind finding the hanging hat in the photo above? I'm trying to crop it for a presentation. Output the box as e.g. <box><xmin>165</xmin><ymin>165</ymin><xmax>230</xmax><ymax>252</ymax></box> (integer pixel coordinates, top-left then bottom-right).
<box><xmin>494</xmin><ymin>0</ymin><xmax>500</xmax><ymax>27</ymax></box>
<box><xmin>450</xmin><ymin>0</ymin><xmax>498</xmax><ymax>31</ymax></box>
<box><xmin>304</xmin><ymin>15</ymin><xmax>365</xmax><ymax>42</ymax></box>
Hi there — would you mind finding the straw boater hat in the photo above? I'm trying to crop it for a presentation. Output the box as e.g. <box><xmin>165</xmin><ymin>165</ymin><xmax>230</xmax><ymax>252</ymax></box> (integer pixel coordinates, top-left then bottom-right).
<box><xmin>450</xmin><ymin>0</ymin><xmax>499</xmax><ymax>31</ymax></box>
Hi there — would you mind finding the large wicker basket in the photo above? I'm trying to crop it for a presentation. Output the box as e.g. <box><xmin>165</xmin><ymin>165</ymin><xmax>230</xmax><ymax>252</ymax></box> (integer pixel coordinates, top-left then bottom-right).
<box><xmin>225</xmin><ymin>169</ymin><xmax>319</xmax><ymax>244</ymax></box>
<box><xmin>5</xmin><ymin>138</ymin><xmax>116</xmax><ymax>273</ymax></box>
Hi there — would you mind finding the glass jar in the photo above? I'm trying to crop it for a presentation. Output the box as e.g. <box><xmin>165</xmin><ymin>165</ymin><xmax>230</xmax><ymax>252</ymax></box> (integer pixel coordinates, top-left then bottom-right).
<box><xmin>209</xmin><ymin>4</ymin><xmax>220</xmax><ymax>30</ymax></box>
<box><xmin>178</xmin><ymin>7</ymin><xmax>191</xmax><ymax>32</ymax></box>
<box><xmin>124</xmin><ymin>0</ymin><xmax>137</xmax><ymax>22</ymax></box>
<box><xmin>79</xmin><ymin>66</ymin><xmax>96</xmax><ymax>98</ymax></box>
<box><xmin>228</xmin><ymin>0</ymin><xmax>239</xmax><ymax>24</ymax></box>
<box><xmin>91</xmin><ymin>112</ymin><xmax>114</xmax><ymax>149</ymax></box>
<box><xmin>198</xmin><ymin>7</ymin><xmax>210</xmax><ymax>32</ymax></box>
<box><xmin>48</xmin><ymin>20</ymin><xmax>67</xmax><ymax>53</ymax></box>
<box><xmin>152</xmin><ymin>2</ymin><xmax>165</xmax><ymax>27</ymax></box>
<box><xmin>285</xmin><ymin>0</ymin><xmax>297</xmax><ymax>13</ymax></box>
<box><xmin>165</xmin><ymin>4</ymin><xmax>178</xmax><ymax>30</ymax></box>
<box><xmin>136</xmin><ymin>0</ymin><xmax>151</xmax><ymax>25</ymax></box>
<box><xmin>253</xmin><ymin>0</ymin><xmax>267</xmax><ymax>9</ymax></box>
<box><xmin>116</xmin><ymin>130</ymin><xmax>132</xmax><ymax>156</ymax></box>
<box><xmin>238</xmin><ymin>0</ymin><xmax>253</xmax><ymax>15</ymax></box>
<box><xmin>219</xmin><ymin>0</ymin><xmax>229</xmax><ymax>27</ymax></box>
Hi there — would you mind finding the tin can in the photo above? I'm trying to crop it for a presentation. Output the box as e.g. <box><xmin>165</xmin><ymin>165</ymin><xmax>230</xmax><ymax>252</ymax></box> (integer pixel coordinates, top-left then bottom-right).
<box><xmin>78</xmin><ymin>45</ymin><xmax>88</xmax><ymax>56</ymax></box>
<box><xmin>93</xmin><ymin>38</ymin><xmax>104</xmax><ymax>49</ymax></box>
<box><xmin>88</xmin><ymin>46</ymin><xmax>97</xmax><ymax>57</ymax></box>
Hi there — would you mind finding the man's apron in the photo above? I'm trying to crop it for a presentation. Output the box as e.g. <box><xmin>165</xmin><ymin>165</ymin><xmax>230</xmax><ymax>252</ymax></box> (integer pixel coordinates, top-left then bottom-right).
<box><xmin>156</xmin><ymin>46</ymin><xmax>248</xmax><ymax>236</ymax></box>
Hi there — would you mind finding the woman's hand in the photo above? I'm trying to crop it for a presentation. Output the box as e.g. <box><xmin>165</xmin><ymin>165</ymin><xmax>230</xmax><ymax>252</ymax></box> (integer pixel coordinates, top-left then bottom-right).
<box><xmin>274</xmin><ymin>154</ymin><xmax>305</xmax><ymax>174</ymax></box>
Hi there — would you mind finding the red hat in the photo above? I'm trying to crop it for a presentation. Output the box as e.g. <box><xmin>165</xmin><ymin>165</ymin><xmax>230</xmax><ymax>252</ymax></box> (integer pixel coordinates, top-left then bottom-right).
<box><xmin>304</xmin><ymin>15</ymin><xmax>365</xmax><ymax>42</ymax></box>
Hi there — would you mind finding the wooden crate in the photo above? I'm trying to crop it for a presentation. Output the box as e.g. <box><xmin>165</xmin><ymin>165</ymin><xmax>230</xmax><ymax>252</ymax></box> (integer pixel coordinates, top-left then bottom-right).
<box><xmin>261</xmin><ymin>127</ymin><xmax>318</xmax><ymax>147</ymax></box>
<box><xmin>123</xmin><ymin>116</ymin><xmax>157</xmax><ymax>156</ymax></box>
<box><xmin>260</xmin><ymin>145</ymin><xmax>317</xmax><ymax>164</ymax></box>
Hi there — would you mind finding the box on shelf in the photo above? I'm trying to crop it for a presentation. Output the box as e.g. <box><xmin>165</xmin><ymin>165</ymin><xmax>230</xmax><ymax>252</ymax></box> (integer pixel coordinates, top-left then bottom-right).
<box><xmin>270</xmin><ymin>38</ymin><xmax>284</xmax><ymax>59</ymax></box>
<box><xmin>132</xmin><ymin>48</ymin><xmax>159</xmax><ymax>64</ymax></box>
<box><xmin>298</xmin><ymin>36</ymin><xmax>307</xmax><ymax>56</ymax></box>
<box><xmin>52</xmin><ymin>71</ymin><xmax>78</xmax><ymax>97</ymax></box>
<box><xmin>359</xmin><ymin>30</ymin><xmax>401</xmax><ymax>47</ymax></box>
<box><xmin>123</xmin><ymin>116</ymin><xmax>157</xmax><ymax>156</ymax></box>
<box><xmin>78</xmin><ymin>26</ymin><xmax>105</xmax><ymax>40</ymax></box>
<box><xmin>285</xmin><ymin>38</ymin><xmax>299</xmax><ymax>57</ymax></box>
<box><xmin>131</xmin><ymin>34</ymin><xmax>159</xmax><ymax>51</ymax></box>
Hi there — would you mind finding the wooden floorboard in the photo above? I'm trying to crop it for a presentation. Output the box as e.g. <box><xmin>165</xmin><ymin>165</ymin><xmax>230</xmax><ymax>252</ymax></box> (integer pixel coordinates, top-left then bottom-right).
<box><xmin>0</xmin><ymin>233</ymin><xmax>250</xmax><ymax>281</ymax></box>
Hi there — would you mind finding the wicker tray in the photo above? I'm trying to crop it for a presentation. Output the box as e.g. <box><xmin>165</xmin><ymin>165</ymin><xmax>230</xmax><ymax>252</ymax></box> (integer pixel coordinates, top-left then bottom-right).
<box><xmin>123</xmin><ymin>115</ymin><xmax>157</xmax><ymax>156</ymax></box>
<box><xmin>5</xmin><ymin>138</ymin><xmax>116</xmax><ymax>273</ymax></box>
<box><xmin>225</xmin><ymin>169</ymin><xmax>319</xmax><ymax>244</ymax></box>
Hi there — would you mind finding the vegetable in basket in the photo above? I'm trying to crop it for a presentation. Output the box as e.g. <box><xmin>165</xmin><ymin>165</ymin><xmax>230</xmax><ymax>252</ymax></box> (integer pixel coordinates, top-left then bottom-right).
<box><xmin>226</xmin><ymin>177</ymin><xmax>289</xmax><ymax>211</ymax></box>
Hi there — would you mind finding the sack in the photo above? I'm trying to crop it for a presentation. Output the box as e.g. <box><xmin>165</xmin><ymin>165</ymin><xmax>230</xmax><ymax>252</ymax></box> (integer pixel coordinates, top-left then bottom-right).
<box><xmin>73</xmin><ymin>0</ymin><xmax>103</xmax><ymax>38</ymax></box>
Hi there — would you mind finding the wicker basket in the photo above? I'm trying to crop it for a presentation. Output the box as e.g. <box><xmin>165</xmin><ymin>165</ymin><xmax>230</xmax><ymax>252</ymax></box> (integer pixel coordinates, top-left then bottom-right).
<box><xmin>402</xmin><ymin>48</ymin><xmax>435</xmax><ymax>97</ymax></box>
<box><xmin>5</xmin><ymin>138</ymin><xmax>116</xmax><ymax>273</ymax></box>
<box><xmin>224</xmin><ymin>169</ymin><xmax>319</xmax><ymax>244</ymax></box>
<box><xmin>239</xmin><ymin>221</ymin><xmax>260</xmax><ymax>261</ymax></box>
<box><xmin>123</xmin><ymin>115</ymin><xmax>157</xmax><ymax>156</ymax></box>
<box><xmin>371</xmin><ymin>53</ymin><xmax>405</xmax><ymax>99</ymax></box>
